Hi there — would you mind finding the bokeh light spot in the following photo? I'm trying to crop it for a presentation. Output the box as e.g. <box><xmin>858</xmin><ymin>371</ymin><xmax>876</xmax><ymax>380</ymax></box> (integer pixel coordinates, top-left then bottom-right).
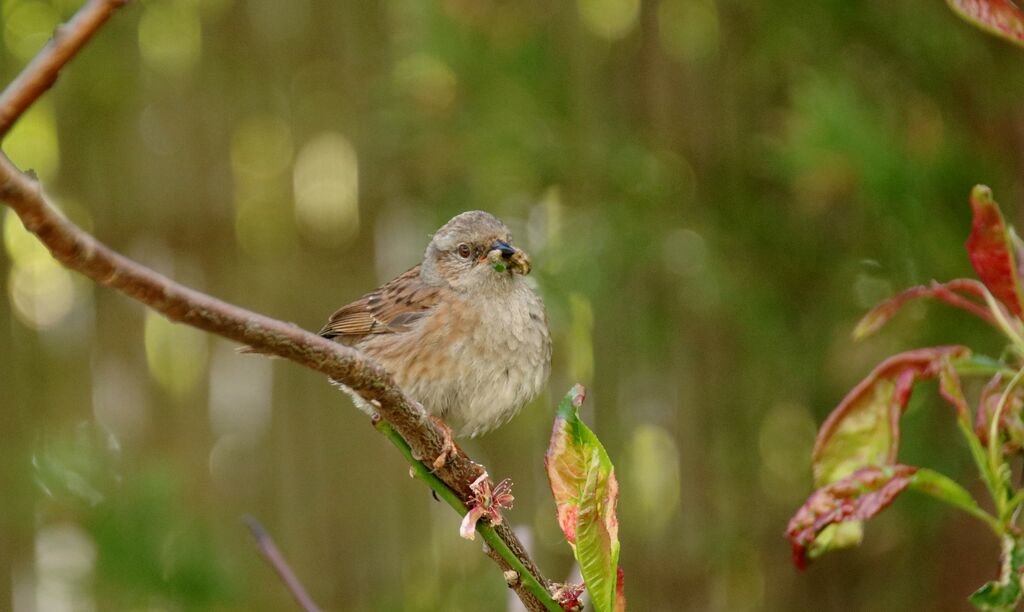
<box><xmin>5</xmin><ymin>207</ymin><xmax>47</xmax><ymax>262</ymax></box>
<box><xmin>208</xmin><ymin>342</ymin><xmax>272</xmax><ymax>440</ymax></box>
<box><xmin>293</xmin><ymin>132</ymin><xmax>360</xmax><ymax>248</ymax></box>
<box><xmin>577</xmin><ymin>0</ymin><xmax>640</xmax><ymax>40</ymax></box>
<box><xmin>758</xmin><ymin>402</ymin><xmax>817</xmax><ymax>504</ymax></box>
<box><xmin>626</xmin><ymin>424</ymin><xmax>681</xmax><ymax>536</ymax></box>
<box><xmin>854</xmin><ymin>273</ymin><xmax>893</xmax><ymax>310</ymax></box>
<box><xmin>34</xmin><ymin>523</ymin><xmax>96</xmax><ymax>612</ymax></box>
<box><xmin>231</xmin><ymin>114</ymin><xmax>294</xmax><ymax>180</ymax></box>
<box><xmin>658</xmin><ymin>0</ymin><xmax>719</xmax><ymax>62</ymax></box>
<box><xmin>661</xmin><ymin>228</ymin><xmax>707</xmax><ymax>277</ymax></box>
<box><xmin>3</xmin><ymin>0</ymin><xmax>58</xmax><ymax>61</ymax></box>
<box><xmin>4</xmin><ymin>98</ymin><xmax>60</xmax><ymax>182</ymax></box>
<box><xmin>568</xmin><ymin>292</ymin><xmax>594</xmax><ymax>383</ymax></box>
<box><xmin>9</xmin><ymin>258</ymin><xmax>75</xmax><ymax>329</ymax></box>
<box><xmin>230</xmin><ymin>114</ymin><xmax>296</xmax><ymax>258</ymax></box>
<box><xmin>394</xmin><ymin>53</ymin><xmax>458</xmax><ymax>112</ymax></box>
<box><xmin>144</xmin><ymin>310</ymin><xmax>208</xmax><ymax>399</ymax></box>
<box><xmin>137</xmin><ymin>0</ymin><xmax>202</xmax><ymax>76</ymax></box>
<box><xmin>5</xmin><ymin>208</ymin><xmax>78</xmax><ymax>329</ymax></box>
<box><xmin>92</xmin><ymin>356</ymin><xmax>150</xmax><ymax>445</ymax></box>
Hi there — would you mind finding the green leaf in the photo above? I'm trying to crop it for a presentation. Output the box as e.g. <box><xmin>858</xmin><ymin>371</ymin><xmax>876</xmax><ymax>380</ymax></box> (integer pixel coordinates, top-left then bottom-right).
<box><xmin>545</xmin><ymin>385</ymin><xmax>624</xmax><ymax>612</ymax></box>
<box><xmin>970</xmin><ymin>535</ymin><xmax>1024</xmax><ymax>610</ymax></box>
<box><xmin>908</xmin><ymin>468</ymin><xmax>989</xmax><ymax>520</ymax></box>
<box><xmin>966</xmin><ymin>185</ymin><xmax>1024</xmax><ymax>318</ymax></box>
<box><xmin>813</xmin><ymin>346</ymin><xmax>971</xmax><ymax>487</ymax></box>
<box><xmin>953</xmin><ymin>353</ymin><xmax>1011</xmax><ymax>378</ymax></box>
<box><xmin>946</xmin><ymin>0</ymin><xmax>1024</xmax><ymax>49</ymax></box>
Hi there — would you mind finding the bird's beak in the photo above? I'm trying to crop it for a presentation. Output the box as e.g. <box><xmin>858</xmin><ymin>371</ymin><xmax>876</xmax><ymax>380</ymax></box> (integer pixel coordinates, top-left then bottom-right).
<box><xmin>487</xmin><ymin>240</ymin><xmax>531</xmax><ymax>275</ymax></box>
<box><xmin>492</xmin><ymin>240</ymin><xmax>517</xmax><ymax>259</ymax></box>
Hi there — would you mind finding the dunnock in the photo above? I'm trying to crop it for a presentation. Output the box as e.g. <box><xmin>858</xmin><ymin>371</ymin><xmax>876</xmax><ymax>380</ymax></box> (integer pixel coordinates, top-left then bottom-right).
<box><xmin>319</xmin><ymin>211</ymin><xmax>552</xmax><ymax>442</ymax></box>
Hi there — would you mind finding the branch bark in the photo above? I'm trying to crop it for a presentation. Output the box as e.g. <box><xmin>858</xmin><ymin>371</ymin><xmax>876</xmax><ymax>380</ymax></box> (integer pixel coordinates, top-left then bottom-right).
<box><xmin>0</xmin><ymin>0</ymin><xmax>128</xmax><ymax>137</ymax></box>
<box><xmin>0</xmin><ymin>2</ymin><xmax>557</xmax><ymax>610</ymax></box>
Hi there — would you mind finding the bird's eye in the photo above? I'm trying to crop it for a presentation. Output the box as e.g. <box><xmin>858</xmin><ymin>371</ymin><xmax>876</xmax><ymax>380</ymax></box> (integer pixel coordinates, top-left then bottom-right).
<box><xmin>457</xmin><ymin>243</ymin><xmax>471</xmax><ymax>258</ymax></box>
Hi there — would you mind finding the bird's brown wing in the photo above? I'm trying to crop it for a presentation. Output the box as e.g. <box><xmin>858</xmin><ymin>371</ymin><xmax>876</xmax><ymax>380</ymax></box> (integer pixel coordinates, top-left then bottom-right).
<box><xmin>318</xmin><ymin>265</ymin><xmax>442</xmax><ymax>344</ymax></box>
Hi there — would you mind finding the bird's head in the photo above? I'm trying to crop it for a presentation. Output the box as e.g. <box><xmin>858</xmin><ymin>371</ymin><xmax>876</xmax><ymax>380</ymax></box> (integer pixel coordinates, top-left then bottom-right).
<box><xmin>423</xmin><ymin>211</ymin><xmax>531</xmax><ymax>289</ymax></box>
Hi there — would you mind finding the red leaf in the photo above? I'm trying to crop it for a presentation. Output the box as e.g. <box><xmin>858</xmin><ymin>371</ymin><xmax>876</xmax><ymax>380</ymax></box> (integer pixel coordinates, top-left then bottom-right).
<box><xmin>853</xmin><ymin>279</ymin><xmax>996</xmax><ymax>340</ymax></box>
<box><xmin>787</xmin><ymin>465</ymin><xmax>918</xmax><ymax>569</ymax></box>
<box><xmin>966</xmin><ymin>185</ymin><xmax>1024</xmax><ymax>317</ymax></box>
<box><xmin>947</xmin><ymin>0</ymin><xmax>1024</xmax><ymax>48</ymax></box>
<box><xmin>614</xmin><ymin>566</ymin><xmax>626</xmax><ymax>612</ymax></box>
<box><xmin>813</xmin><ymin>346</ymin><xmax>971</xmax><ymax>487</ymax></box>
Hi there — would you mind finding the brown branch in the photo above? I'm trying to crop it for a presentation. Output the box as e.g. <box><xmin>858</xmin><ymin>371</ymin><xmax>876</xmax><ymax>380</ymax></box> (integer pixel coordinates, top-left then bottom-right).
<box><xmin>0</xmin><ymin>2</ymin><xmax>553</xmax><ymax>610</ymax></box>
<box><xmin>0</xmin><ymin>0</ymin><xmax>128</xmax><ymax>137</ymax></box>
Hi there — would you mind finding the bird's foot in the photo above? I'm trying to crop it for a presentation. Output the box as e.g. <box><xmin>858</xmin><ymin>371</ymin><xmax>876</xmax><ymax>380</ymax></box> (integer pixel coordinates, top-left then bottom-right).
<box><xmin>429</xmin><ymin>414</ymin><xmax>458</xmax><ymax>472</ymax></box>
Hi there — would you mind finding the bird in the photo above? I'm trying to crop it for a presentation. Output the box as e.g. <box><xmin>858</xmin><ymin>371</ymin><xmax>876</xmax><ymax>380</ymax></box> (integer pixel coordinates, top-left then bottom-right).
<box><xmin>318</xmin><ymin>211</ymin><xmax>552</xmax><ymax>464</ymax></box>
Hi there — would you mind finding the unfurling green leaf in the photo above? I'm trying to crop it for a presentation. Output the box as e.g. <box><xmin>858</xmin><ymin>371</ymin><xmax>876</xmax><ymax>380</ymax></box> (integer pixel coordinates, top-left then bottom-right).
<box><xmin>970</xmin><ymin>535</ymin><xmax>1024</xmax><ymax>610</ymax></box>
<box><xmin>812</xmin><ymin>346</ymin><xmax>971</xmax><ymax>487</ymax></box>
<box><xmin>946</xmin><ymin>0</ymin><xmax>1024</xmax><ymax>49</ymax></box>
<box><xmin>966</xmin><ymin>185</ymin><xmax>1024</xmax><ymax>318</ymax></box>
<box><xmin>545</xmin><ymin>385</ymin><xmax>625</xmax><ymax>612</ymax></box>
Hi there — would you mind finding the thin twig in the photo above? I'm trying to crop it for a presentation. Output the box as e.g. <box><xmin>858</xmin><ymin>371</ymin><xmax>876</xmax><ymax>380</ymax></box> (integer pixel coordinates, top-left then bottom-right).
<box><xmin>375</xmin><ymin>420</ymin><xmax>562</xmax><ymax>611</ymax></box>
<box><xmin>0</xmin><ymin>0</ymin><xmax>128</xmax><ymax>137</ymax></box>
<box><xmin>243</xmin><ymin>516</ymin><xmax>321</xmax><ymax>612</ymax></box>
<box><xmin>0</xmin><ymin>2</ymin><xmax>554</xmax><ymax>610</ymax></box>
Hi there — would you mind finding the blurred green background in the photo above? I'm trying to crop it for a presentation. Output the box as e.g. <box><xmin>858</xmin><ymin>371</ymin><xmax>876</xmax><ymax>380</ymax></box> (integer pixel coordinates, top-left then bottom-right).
<box><xmin>2</xmin><ymin>0</ymin><xmax>1024</xmax><ymax>610</ymax></box>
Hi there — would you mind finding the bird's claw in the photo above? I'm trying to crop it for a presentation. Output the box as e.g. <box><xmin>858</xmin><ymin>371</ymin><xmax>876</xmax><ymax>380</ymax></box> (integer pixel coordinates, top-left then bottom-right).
<box><xmin>429</xmin><ymin>415</ymin><xmax>457</xmax><ymax>471</ymax></box>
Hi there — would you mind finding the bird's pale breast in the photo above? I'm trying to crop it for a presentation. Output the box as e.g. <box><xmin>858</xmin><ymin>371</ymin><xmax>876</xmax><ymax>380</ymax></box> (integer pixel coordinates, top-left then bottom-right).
<box><xmin>357</xmin><ymin>281</ymin><xmax>551</xmax><ymax>437</ymax></box>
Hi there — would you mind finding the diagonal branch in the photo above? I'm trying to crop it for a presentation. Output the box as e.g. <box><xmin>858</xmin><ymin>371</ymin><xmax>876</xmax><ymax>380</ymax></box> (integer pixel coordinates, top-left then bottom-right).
<box><xmin>0</xmin><ymin>2</ymin><xmax>556</xmax><ymax>611</ymax></box>
<box><xmin>0</xmin><ymin>0</ymin><xmax>128</xmax><ymax>137</ymax></box>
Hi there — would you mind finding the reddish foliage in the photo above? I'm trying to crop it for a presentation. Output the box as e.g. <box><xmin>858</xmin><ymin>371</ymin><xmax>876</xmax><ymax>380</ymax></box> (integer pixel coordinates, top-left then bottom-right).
<box><xmin>966</xmin><ymin>185</ymin><xmax>1024</xmax><ymax>317</ymax></box>
<box><xmin>614</xmin><ymin>566</ymin><xmax>626</xmax><ymax>612</ymax></box>
<box><xmin>947</xmin><ymin>0</ymin><xmax>1024</xmax><ymax>46</ymax></box>
<box><xmin>812</xmin><ymin>346</ymin><xmax>970</xmax><ymax>483</ymax></box>
<box><xmin>787</xmin><ymin>465</ymin><xmax>918</xmax><ymax>569</ymax></box>
<box><xmin>558</xmin><ymin>505</ymin><xmax>578</xmax><ymax>545</ymax></box>
<box><xmin>553</xmin><ymin>583</ymin><xmax>586</xmax><ymax>611</ymax></box>
<box><xmin>853</xmin><ymin>279</ymin><xmax>995</xmax><ymax>339</ymax></box>
<box><xmin>937</xmin><ymin>357</ymin><xmax>971</xmax><ymax>424</ymax></box>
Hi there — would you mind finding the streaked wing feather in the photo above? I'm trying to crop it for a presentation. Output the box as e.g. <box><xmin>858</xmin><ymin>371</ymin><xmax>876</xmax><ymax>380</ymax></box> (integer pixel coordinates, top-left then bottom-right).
<box><xmin>318</xmin><ymin>265</ymin><xmax>440</xmax><ymax>343</ymax></box>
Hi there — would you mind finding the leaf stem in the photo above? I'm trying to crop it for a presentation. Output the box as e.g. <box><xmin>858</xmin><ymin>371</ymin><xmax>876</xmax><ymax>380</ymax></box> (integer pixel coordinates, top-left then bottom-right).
<box><xmin>958</xmin><ymin>420</ymin><xmax>1006</xmax><ymax>536</ymax></box>
<box><xmin>1006</xmin><ymin>488</ymin><xmax>1024</xmax><ymax>516</ymax></box>
<box><xmin>952</xmin><ymin>360</ymin><xmax>1016</xmax><ymax>379</ymax></box>
<box><xmin>374</xmin><ymin>420</ymin><xmax>562</xmax><ymax>612</ymax></box>
<box><xmin>981</xmin><ymin>289</ymin><xmax>1024</xmax><ymax>354</ymax></box>
<box><xmin>987</xmin><ymin>366</ymin><xmax>1024</xmax><ymax>520</ymax></box>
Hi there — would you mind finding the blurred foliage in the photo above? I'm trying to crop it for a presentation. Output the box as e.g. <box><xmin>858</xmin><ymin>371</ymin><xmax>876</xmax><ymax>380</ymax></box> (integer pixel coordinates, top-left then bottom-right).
<box><xmin>3</xmin><ymin>0</ymin><xmax>1024</xmax><ymax>610</ymax></box>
